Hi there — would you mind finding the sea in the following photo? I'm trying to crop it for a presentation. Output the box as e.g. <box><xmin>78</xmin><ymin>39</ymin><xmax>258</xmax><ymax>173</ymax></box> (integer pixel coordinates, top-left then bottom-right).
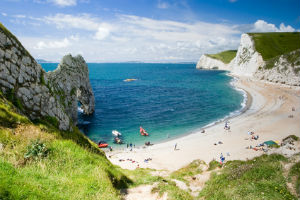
<box><xmin>41</xmin><ymin>63</ymin><xmax>245</xmax><ymax>148</ymax></box>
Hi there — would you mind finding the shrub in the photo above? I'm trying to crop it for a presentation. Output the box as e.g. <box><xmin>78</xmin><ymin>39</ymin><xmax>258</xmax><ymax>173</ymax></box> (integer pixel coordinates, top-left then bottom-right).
<box><xmin>24</xmin><ymin>139</ymin><xmax>49</xmax><ymax>161</ymax></box>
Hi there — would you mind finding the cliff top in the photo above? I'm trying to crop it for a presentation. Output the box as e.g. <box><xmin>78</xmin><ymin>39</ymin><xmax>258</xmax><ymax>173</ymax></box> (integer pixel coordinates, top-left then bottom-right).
<box><xmin>248</xmin><ymin>32</ymin><xmax>300</xmax><ymax>61</ymax></box>
<box><xmin>206</xmin><ymin>50</ymin><xmax>237</xmax><ymax>64</ymax></box>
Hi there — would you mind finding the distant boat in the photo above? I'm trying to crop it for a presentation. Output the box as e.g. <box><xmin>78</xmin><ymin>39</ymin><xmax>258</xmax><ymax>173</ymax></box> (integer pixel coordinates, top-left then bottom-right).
<box><xmin>112</xmin><ymin>130</ymin><xmax>121</xmax><ymax>137</ymax></box>
<box><xmin>98</xmin><ymin>141</ymin><xmax>108</xmax><ymax>148</ymax></box>
<box><xmin>140</xmin><ymin>126</ymin><xmax>149</xmax><ymax>136</ymax></box>
<box><xmin>124</xmin><ymin>78</ymin><xmax>137</xmax><ymax>82</ymax></box>
<box><xmin>114</xmin><ymin>137</ymin><xmax>123</xmax><ymax>144</ymax></box>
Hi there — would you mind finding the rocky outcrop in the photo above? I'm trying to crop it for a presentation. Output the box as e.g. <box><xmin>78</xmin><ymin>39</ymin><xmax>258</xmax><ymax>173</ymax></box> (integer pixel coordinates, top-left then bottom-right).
<box><xmin>196</xmin><ymin>55</ymin><xmax>232</xmax><ymax>71</ymax></box>
<box><xmin>47</xmin><ymin>54</ymin><xmax>95</xmax><ymax>124</ymax></box>
<box><xmin>0</xmin><ymin>25</ymin><xmax>95</xmax><ymax>130</ymax></box>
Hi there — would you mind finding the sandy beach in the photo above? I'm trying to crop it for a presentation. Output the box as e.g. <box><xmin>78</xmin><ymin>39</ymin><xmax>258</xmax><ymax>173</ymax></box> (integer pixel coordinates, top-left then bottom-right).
<box><xmin>107</xmin><ymin>76</ymin><xmax>300</xmax><ymax>171</ymax></box>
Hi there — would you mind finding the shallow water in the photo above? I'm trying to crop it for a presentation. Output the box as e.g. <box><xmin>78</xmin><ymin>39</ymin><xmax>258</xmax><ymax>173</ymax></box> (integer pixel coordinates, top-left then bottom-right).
<box><xmin>41</xmin><ymin>63</ymin><xmax>244</xmax><ymax>147</ymax></box>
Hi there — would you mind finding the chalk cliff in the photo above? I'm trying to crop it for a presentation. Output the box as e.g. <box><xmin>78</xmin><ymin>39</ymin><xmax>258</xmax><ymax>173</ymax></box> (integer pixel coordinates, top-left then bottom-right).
<box><xmin>196</xmin><ymin>33</ymin><xmax>300</xmax><ymax>86</ymax></box>
<box><xmin>196</xmin><ymin>54</ymin><xmax>232</xmax><ymax>71</ymax></box>
<box><xmin>0</xmin><ymin>24</ymin><xmax>95</xmax><ymax>130</ymax></box>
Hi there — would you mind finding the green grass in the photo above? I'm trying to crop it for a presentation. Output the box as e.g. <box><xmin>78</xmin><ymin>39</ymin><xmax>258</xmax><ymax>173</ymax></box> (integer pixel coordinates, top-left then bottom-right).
<box><xmin>199</xmin><ymin>154</ymin><xmax>297</xmax><ymax>200</ymax></box>
<box><xmin>208</xmin><ymin>160</ymin><xmax>222</xmax><ymax>171</ymax></box>
<box><xmin>206</xmin><ymin>50</ymin><xmax>237</xmax><ymax>64</ymax></box>
<box><xmin>171</xmin><ymin>159</ymin><xmax>205</xmax><ymax>184</ymax></box>
<box><xmin>152</xmin><ymin>180</ymin><xmax>194</xmax><ymax>200</ymax></box>
<box><xmin>289</xmin><ymin>161</ymin><xmax>300</xmax><ymax>196</ymax></box>
<box><xmin>248</xmin><ymin>32</ymin><xmax>300</xmax><ymax>61</ymax></box>
<box><xmin>0</xmin><ymin>92</ymin><xmax>29</xmax><ymax>128</ymax></box>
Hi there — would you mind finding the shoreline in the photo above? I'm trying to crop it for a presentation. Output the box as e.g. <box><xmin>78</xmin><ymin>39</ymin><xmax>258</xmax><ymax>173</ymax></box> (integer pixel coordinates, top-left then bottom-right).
<box><xmin>107</xmin><ymin>76</ymin><xmax>300</xmax><ymax>171</ymax></box>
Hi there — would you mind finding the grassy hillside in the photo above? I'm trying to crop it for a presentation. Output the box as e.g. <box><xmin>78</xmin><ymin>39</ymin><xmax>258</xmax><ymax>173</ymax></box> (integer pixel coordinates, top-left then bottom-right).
<box><xmin>0</xmin><ymin>91</ymin><xmax>132</xmax><ymax>200</ymax></box>
<box><xmin>248</xmin><ymin>32</ymin><xmax>300</xmax><ymax>61</ymax></box>
<box><xmin>206</xmin><ymin>50</ymin><xmax>237</xmax><ymax>64</ymax></box>
<box><xmin>199</xmin><ymin>154</ymin><xmax>299</xmax><ymax>199</ymax></box>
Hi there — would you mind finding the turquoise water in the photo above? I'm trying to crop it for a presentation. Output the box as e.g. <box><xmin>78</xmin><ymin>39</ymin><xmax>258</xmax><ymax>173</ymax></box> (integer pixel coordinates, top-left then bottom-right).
<box><xmin>41</xmin><ymin>63</ymin><xmax>244</xmax><ymax>147</ymax></box>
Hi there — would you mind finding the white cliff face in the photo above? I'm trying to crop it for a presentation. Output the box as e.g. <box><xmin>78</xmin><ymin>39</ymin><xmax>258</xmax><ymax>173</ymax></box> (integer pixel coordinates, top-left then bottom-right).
<box><xmin>230</xmin><ymin>34</ymin><xmax>264</xmax><ymax>77</ymax></box>
<box><xmin>254</xmin><ymin>50</ymin><xmax>300</xmax><ymax>86</ymax></box>
<box><xmin>0</xmin><ymin>27</ymin><xmax>95</xmax><ymax>130</ymax></box>
<box><xmin>196</xmin><ymin>55</ymin><xmax>232</xmax><ymax>71</ymax></box>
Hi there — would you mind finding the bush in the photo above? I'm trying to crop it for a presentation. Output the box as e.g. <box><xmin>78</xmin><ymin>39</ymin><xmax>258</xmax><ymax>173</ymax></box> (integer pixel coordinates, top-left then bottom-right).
<box><xmin>24</xmin><ymin>139</ymin><xmax>49</xmax><ymax>161</ymax></box>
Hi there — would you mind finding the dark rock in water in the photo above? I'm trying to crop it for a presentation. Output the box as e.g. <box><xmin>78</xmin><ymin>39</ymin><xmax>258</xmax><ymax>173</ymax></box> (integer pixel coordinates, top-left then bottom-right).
<box><xmin>0</xmin><ymin>24</ymin><xmax>95</xmax><ymax>130</ymax></box>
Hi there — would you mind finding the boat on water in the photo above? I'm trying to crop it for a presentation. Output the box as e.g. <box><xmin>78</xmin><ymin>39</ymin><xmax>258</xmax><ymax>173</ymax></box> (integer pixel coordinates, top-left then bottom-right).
<box><xmin>114</xmin><ymin>137</ymin><xmax>123</xmax><ymax>144</ymax></box>
<box><xmin>124</xmin><ymin>78</ymin><xmax>137</xmax><ymax>82</ymax></box>
<box><xmin>98</xmin><ymin>141</ymin><xmax>108</xmax><ymax>148</ymax></box>
<box><xmin>112</xmin><ymin>130</ymin><xmax>122</xmax><ymax>137</ymax></box>
<box><xmin>140</xmin><ymin>126</ymin><xmax>149</xmax><ymax>136</ymax></box>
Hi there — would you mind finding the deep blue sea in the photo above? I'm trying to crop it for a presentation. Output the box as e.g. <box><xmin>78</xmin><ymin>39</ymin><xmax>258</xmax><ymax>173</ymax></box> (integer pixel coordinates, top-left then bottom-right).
<box><xmin>41</xmin><ymin>63</ymin><xmax>244</xmax><ymax>147</ymax></box>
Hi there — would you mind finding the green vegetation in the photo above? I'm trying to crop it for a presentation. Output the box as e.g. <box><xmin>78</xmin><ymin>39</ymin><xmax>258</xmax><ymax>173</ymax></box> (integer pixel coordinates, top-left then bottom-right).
<box><xmin>0</xmin><ymin>93</ymin><xmax>130</xmax><ymax>199</ymax></box>
<box><xmin>0</xmin><ymin>91</ymin><xmax>29</xmax><ymax>127</ymax></box>
<box><xmin>206</xmin><ymin>50</ymin><xmax>237</xmax><ymax>64</ymax></box>
<box><xmin>199</xmin><ymin>154</ymin><xmax>297</xmax><ymax>200</ymax></box>
<box><xmin>208</xmin><ymin>160</ymin><xmax>222</xmax><ymax>171</ymax></box>
<box><xmin>24</xmin><ymin>139</ymin><xmax>50</xmax><ymax>161</ymax></box>
<box><xmin>248</xmin><ymin>32</ymin><xmax>300</xmax><ymax>61</ymax></box>
<box><xmin>289</xmin><ymin>161</ymin><xmax>300</xmax><ymax>196</ymax></box>
<box><xmin>152</xmin><ymin>180</ymin><xmax>194</xmax><ymax>200</ymax></box>
<box><xmin>171</xmin><ymin>159</ymin><xmax>205</xmax><ymax>184</ymax></box>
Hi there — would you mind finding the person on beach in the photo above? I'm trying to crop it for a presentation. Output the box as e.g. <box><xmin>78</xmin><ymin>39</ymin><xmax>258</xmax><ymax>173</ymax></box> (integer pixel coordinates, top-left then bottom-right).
<box><xmin>174</xmin><ymin>143</ymin><xmax>177</xmax><ymax>150</ymax></box>
<box><xmin>220</xmin><ymin>153</ymin><xmax>225</xmax><ymax>164</ymax></box>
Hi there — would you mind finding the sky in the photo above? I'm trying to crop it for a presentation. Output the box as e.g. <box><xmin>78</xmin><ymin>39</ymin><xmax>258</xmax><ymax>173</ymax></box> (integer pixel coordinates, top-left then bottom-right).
<box><xmin>0</xmin><ymin>0</ymin><xmax>299</xmax><ymax>62</ymax></box>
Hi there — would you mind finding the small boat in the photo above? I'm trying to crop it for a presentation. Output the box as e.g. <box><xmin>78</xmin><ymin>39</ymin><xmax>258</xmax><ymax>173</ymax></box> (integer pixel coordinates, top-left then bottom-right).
<box><xmin>98</xmin><ymin>141</ymin><xmax>108</xmax><ymax>148</ymax></box>
<box><xmin>140</xmin><ymin>126</ymin><xmax>149</xmax><ymax>136</ymax></box>
<box><xmin>112</xmin><ymin>130</ymin><xmax>121</xmax><ymax>137</ymax></box>
<box><xmin>114</xmin><ymin>137</ymin><xmax>123</xmax><ymax>144</ymax></box>
<box><xmin>124</xmin><ymin>78</ymin><xmax>137</xmax><ymax>82</ymax></box>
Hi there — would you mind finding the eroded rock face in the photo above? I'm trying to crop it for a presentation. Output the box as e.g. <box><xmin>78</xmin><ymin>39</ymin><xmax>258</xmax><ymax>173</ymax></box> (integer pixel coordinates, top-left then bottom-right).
<box><xmin>0</xmin><ymin>27</ymin><xmax>95</xmax><ymax>130</ymax></box>
<box><xmin>230</xmin><ymin>34</ymin><xmax>264</xmax><ymax>77</ymax></box>
<box><xmin>254</xmin><ymin>50</ymin><xmax>300</xmax><ymax>86</ymax></box>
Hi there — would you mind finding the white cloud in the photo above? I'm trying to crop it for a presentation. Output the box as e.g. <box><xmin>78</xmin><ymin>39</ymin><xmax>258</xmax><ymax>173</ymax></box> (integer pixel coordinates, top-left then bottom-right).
<box><xmin>34</xmin><ymin>38</ymin><xmax>70</xmax><ymax>49</ymax></box>
<box><xmin>252</xmin><ymin>20</ymin><xmax>295</xmax><ymax>32</ymax></box>
<box><xmin>94</xmin><ymin>25</ymin><xmax>111</xmax><ymax>40</ymax></box>
<box><xmin>18</xmin><ymin>15</ymin><xmax>298</xmax><ymax>62</ymax></box>
<box><xmin>44</xmin><ymin>14</ymin><xmax>99</xmax><ymax>30</ymax></box>
<box><xmin>13</xmin><ymin>14</ymin><xmax>26</xmax><ymax>18</ymax></box>
<box><xmin>1</xmin><ymin>13</ymin><xmax>7</xmax><ymax>17</ymax></box>
<box><xmin>50</xmin><ymin>0</ymin><xmax>77</xmax><ymax>7</ymax></box>
<box><xmin>157</xmin><ymin>0</ymin><xmax>169</xmax><ymax>9</ymax></box>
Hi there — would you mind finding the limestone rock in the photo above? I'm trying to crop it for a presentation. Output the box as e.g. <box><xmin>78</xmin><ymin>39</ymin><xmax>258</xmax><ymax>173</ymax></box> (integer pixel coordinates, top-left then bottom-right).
<box><xmin>0</xmin><ymin>25</ymin><xmax>95</xmax><ymax>130</ymax></box>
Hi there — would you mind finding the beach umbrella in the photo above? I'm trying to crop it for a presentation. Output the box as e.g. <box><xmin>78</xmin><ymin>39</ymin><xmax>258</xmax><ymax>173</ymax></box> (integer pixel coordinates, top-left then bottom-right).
<box><xmin>263</xmin><ymin>140</ymin><xmax>277</xmax><ymax>146</ymax></box>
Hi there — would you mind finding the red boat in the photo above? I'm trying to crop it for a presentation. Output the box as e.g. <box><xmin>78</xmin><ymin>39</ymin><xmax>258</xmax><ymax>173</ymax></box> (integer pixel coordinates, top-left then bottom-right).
<box><xmin>140</xmin><ymin>126</ymin><xmax>149</xmax><ymax>136</ymax></box>
<box><xmin>98</xmin><ymin>141</ymin><xmax>108</xmax><ymax>148</ymax></box>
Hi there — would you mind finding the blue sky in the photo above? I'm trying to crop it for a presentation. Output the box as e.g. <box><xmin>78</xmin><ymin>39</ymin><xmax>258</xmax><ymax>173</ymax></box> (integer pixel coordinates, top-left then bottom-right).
<box><xmin>0</xmin><ymin>0</ymin><xmax>299</xmax><ymax>62</ymax></box>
